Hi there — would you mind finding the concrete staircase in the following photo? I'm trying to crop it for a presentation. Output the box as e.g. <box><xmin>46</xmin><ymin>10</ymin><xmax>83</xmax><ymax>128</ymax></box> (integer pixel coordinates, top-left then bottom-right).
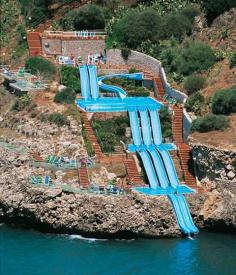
<box><xmin>80</xmin><ymin>111</ymin><xmax>104</xmax><ymax>159</ymax></box>
<box><xmin>172</xmin><ymin>105</ymin><xmax>196</xmax><ymax>188</ymax></box>
<box><xmin>153</xmin><ymin>76</ymin><xmax>165</xmax><ymax>99</ymax></box>
<box><xmin>78</xmin><ymin>167</ymin><xmax>90</xmax><ymax>188</ymax></box>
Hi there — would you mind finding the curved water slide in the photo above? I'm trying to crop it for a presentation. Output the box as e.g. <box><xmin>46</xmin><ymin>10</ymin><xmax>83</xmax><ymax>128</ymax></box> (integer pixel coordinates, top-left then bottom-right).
<box><xmin>88</xmin><ymin>65</ymin><xmax>99</xmax><ymax>100</ymax></box>
<box><xmin>79</xmin><ymin>65</ymin><xmax>91</xmax><ymax>100</ymax></box>
<box><xmin>137</xmin><ymin>150</ymin><xmax>159</xmax><ymax>189</ymax></box>
<box><xmin>98</xmin><ymin>73</ymin><xmax>144</xmax><ymax>99</ymax></box>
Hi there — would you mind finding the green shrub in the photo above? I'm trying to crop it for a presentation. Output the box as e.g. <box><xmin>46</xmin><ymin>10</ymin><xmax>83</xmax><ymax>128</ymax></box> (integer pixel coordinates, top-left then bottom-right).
<box><xmin>191</xmin><ymin>114</ymin><xmax>229</xmax><ymax>133</ymax></box>
<box><xmin>201</xmin><ymin>0</ymin><xmax>236</xmax><ymax>25</ymax></box>
<box><xmin>60</xmin><ymin>66</ymin><xmax>80</xmax><ymax>93</ymax></box>
<box><xmin>160</xmin><ymin>14</ymin><xmax>192</xmax><ymax>41</ymax></box>
<box><xmin>229</xmin><ymin>51</ymin><xmax>236</xmax><ymax>68</ymax></box>
<box><xmin>121</xmin><ymin>48</ymin><xmax>131</xmax><ymax>62</ymax></box>
<box><xmin>128</xmin><ymin>87</ymin><xmax>150</xmax><ymax>97</ymax></box>
<box><xmin>185</xmin><ymin>91</ymin><xmax>205</xmax><ymax>116</ymax></box>
<box><xmin>159</xmin><ymin>107</ymin><xmax>172</xmax><ymax>138</ymax></box>
<box><xmin>175</xmin><ymin>41</ymin><xmax>216</xmax><ymax>75</ymax></box>
<box><xmin>82</xmin><ymin>129</ymin><xmax>95</xmax><ymax>157</ymax></box>
<box><xmin>211</xmin><ymin>87</ymin><xmax>236</xmax><ymax>115</ymax></box>
<box><xmin>48</xmin><ymin>113</ymin><xmax>70</xmax><ymax>126</ymax></box>
<box><xmin>92</xmin><ymin>116</ymin><xmax>130</xmax><ymax>153</ymax></box>
<box><xmin>25</xmin><ymin>56</ymin><xmax>56</xmax><ymax>79</ymax></box>
<box><xmin>184</xmin><ymin>75</ymin><xmax>206</xmax><ymax>94</ymax></box>
<box><xmin>54</xmin><ymin>88</ymin><xmax>76</xmax><ymax>104</ymax></box>
<box><xmin>129</xmin><ymin>67</ymin><xmax>138</xmax><ymax>73</ymax></box>
<box><xmin>113</xmin><ymin>9</ymin><xmax>161</xmax><ymax>48</ymax></box>
<box><xmin>11</xmin><ymin>95</ymin><xmax>32</xmax><ymax>111</ymax></box>
<box><xmin>180</xmin><ymin>6</ymin><xmax>200</xmax><ymax>23</ymax></box>
<box><xmin>61</xmin><ymin>5</ymin><xmax>110</xmax><ymax>30</ymax></box>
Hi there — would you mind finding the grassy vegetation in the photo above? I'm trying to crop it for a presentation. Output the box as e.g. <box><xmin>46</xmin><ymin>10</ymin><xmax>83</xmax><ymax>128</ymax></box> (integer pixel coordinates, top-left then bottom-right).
<box><xmin>11</xmin><ymin>95</ymin><xmax>35</xmax><ymax>112</ymax></box>
<box><xmin>103</xmin><ymin>78</ymin><xmax>150</xmax><ymax>97</ymax></box>
<box><xmin>82</xmin><ymin>129</ymin><xmax>95</xmax><ymax>157</ymax></box>
<box><xmin>211</xmin><ymin>87</ymin><xmax>236</xmax><ymax>115</ymax></box>
<box><xmin>191</xmin><ymin>114</ymin><xmax>229</xmax><ymax>133</ymax></box>
<box><xmin>183</xmin><ymin>74</ymin><xmax>206</xmax><ymax>95</ymax></box>
<box><xmin>92</xmin><ymin>116</ymin><xmax>130</xmax><ymax>153</ymax></box>
<box><xmin>25</xmin><ymin>56</ymin><xmax>56</xmax><ymax>79</ymax></box>
<box><xmin>159</xmin><ymin>107</ymin><xmax>172</xmax><ymax>139</ymax></box>
<box><xmin>60</xmin><ymin>66</ymin><xmax>81</xmax><ymax>93</ymax></box>
<box><xmin>54</xmin><ymin>88</ymin><xmax>76</xmax><ymax>104</ymax></box>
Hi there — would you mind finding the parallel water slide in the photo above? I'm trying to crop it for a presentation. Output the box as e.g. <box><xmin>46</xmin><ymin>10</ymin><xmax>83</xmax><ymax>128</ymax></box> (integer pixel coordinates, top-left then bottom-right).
<box><xmin>77</xmin><ymin>65</ymin><xmax>198</xmax><ymax>235</ymax></box>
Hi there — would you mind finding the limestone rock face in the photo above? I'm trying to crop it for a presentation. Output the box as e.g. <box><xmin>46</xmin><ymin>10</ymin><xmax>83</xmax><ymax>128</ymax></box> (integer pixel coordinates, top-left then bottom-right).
<box><xmin>190</xmin><ymin>142</ymin><xmax>236</xmax><ymax>182</ymax></box>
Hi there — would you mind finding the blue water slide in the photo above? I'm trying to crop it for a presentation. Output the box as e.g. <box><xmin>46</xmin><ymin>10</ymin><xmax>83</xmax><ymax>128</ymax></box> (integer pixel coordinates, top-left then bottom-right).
<box><xmin>148</xmin><ymin>148</ymin><xmax>169</xmax><ymax>189</ymax></box>
<box><xmin>168</xmin><ymin>194</ymin><xmax>191</xmax><ymax>234</ymax></box>
<box><xmin>157</xmin><ymin>148</ymin><xmax>179</xmax><ymax>188</ymax></box>
<box><xmin>88</xmin><ymin>65</ymin><xmax>99</xmax><ymax>100</ymax></box>
<box><xmin>177</xmin><ymin>194</ymin><xmax>198</xmax><ymax>233</ymax></box>
<box><xmin>138</xmin><ymin>150</ymin><xmax>159</xmax><ymax>189</ymax></box>
<box><xmin>149</xmin><ymin>108</ymin><xmax>162</xmax><ymax>145</ymax></box>
<box><xmin>129</xmin><ymin>110</ymin><xmax>142</xmax><ymax>146</ymax></box>
<box><xmin>139</xmin><ymin>109</ymin><xmax>152</xmax><ymax>146</ymax></box>
<box><xmin>98</xmin><ymin>73</ymin><xmax>144</xmax><ymax>99</ymax></box>
<box><xmin>79</xmin><ymin>65</ymin><xmax>91</xmax><ymax>100</ymax></box>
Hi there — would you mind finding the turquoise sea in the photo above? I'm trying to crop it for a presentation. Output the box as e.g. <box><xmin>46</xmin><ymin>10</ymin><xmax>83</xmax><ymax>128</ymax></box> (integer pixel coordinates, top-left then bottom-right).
<box><xmin>0</xmin><ymin>224</ymin><xmax>235</xmax><ymax>275</ymax></box>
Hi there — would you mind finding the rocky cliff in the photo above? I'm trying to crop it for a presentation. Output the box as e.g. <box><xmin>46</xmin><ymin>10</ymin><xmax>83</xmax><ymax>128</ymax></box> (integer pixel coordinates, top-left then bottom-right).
<box><xmin>0</xmin><ymin>143</ymin><xmax>235</xmax><ymax>238</ymax></box>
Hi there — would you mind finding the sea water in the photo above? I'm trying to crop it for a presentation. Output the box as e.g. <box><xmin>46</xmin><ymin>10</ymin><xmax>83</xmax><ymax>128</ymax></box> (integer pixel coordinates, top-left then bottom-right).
<box><xmin>0</xmin><ymin>224</ymin><xmax>235</xmax><ymax>275</ymax></box>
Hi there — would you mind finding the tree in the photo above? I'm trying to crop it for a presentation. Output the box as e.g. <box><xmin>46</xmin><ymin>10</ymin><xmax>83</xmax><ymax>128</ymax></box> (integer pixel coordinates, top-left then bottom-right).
<box><xmin>60</xmin><ymin>66</ymin><xmax>81</xmax><ymax>93</ymax></box>
<box><xmin>25</xmin><ymin>56</ymin><xmax>56</xmax><ymax>79</ymax></box>
<box><xmin>201</xmin><ymin>0</ymin><xmax>236</xmax><ymax>25</ymax></box>
<box><xmin>61</xmin><ymin>4</ymin><xmax>110</xmax><ymax>30</ymax></box>
<box><xmin>175</xmin><ymin>41</ymin><xmax>215</xmax><ymax>75</ymax></box>
<box><xmin>113</xmin><ymin>9</ymin><xmax>161</xmax><ymax>48</ymax></box>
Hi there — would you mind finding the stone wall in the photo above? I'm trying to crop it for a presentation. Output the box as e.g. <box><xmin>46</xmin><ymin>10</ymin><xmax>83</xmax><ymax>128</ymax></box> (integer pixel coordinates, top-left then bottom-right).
<box><xmin>159</xmin><ymin>67</ymin><xmax>192</xmax><ymax>141</ymax></box>
<box><xmin>106</xmin><ymin>49</ymin><xmax>162</xmax><ymax>75</ymax></box>
<box><xmin>41</xmin><ymin>38</ymin><xmax>105</xmax><ymax>61</ymax></box>
<box><xmin>190</xmin><ymin>142</ymin><xmax>236</xmax><ymax>182</ymax></box>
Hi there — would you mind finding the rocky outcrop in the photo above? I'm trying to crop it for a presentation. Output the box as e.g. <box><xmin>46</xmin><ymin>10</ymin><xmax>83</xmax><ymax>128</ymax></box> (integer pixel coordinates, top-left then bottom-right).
<box><xmin>0</xmin><ymin>144</ymin><xmax>235</xmax><ymax>238</ymax></box>
<box><xmin>190</xmin><ymin>142</ymin><xmax>236</xmax><ymax>182</ymax></box>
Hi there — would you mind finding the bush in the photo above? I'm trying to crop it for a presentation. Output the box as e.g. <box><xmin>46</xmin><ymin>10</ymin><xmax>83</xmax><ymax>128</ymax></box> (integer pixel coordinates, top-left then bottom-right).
<box><xmin>175</xmin><ymin>41</ymin><xmax>216</xmax><ymax>75</ymax></box>
<box><xmin>191</xmin><ymin>114</ymin><xmax>229</xmax><ymax>133</ymax></box>
<box><xmin>11</xmin><ymin>95</ymin><xmax>32</xmax><ymax>111</ymax></box>
<box><xmin>160</xmin><ymin>14</ymin><xmax>192</xmax><ymax>41</ymax></box>
<box><xmin>92</xmin><ymin>116</ymin><xmax>130</xmax><ymax>153</ymax></box>
<box><xmin>113</xmin><ymin>9</ymin><xmax>161</xmax><ymax>48</ymax></box>
<box><xmin>54</xmin><ymin>88</ymin><xmax>76</xmax><ymax>104</ymax></box>
<box><xmin>201</xmin><ymin>0</ymin><xmax>236</xmax><ymax>25</ymax></box>
<box><xmin>61</xmin><ymin>5</ymin><xmax>110</xmax><ymax>30</ymax></box>
<box><xmin>121</xmin><ymin>48</ymin><xmax>131</xmax><ymax>62</ymax></box>
<box><xmin>25</xmin><ymin>56</ymin><xmax>56</xmax><ymax>79</ymax></box>
<box><xmin>159</xmin><ymin>107</ymin><xmax>172</xmax><ymax>138</ymax></box>
<box><xmin>48</xmin><ymin>113</ymin><xmax>70</xmax><ymax>126</ymax></box>
<box><xmin>184</xmin><ymin>75</ymin><xmax>206</xmax><ymax>94</ymax></box>
<box><xmin>128</xmin><ymin>87</ymin><xmax>150</xmax><ymax>97</ymax></box>
<box><xmin>185</xmin><ymin>91</ymin><xmax>205</xmax><ymax>116</ymax></box>
<box><xmin>229</xmin><ymin>51</ymin><xmax>236</xmax><ymax>68</ymax></box>
<box><xmin>180</xmin><ymin>6</ymin><xmax>200</xmax><ymax>23</ymax></box>
<box><xmin>211</xmin><ymin>87</ymin><xmax>236</xmax><ymax>115</ymax></box>
<box><xmin>60</xmin><ymin>66</ymin><xmax>80</xmax><ymax>93</ymax></box>
<box><xmin>82</xmin><ymin>129</ymin><xmax>95</xmax><ymax>157</ymax></box>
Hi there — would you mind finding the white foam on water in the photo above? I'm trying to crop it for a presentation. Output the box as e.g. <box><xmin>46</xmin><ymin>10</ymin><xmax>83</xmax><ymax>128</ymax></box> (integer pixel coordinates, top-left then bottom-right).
<box><xmin>68</xmin><ymin>234</ymin><xmax>108</xmax><ymax>242</ymax></box>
